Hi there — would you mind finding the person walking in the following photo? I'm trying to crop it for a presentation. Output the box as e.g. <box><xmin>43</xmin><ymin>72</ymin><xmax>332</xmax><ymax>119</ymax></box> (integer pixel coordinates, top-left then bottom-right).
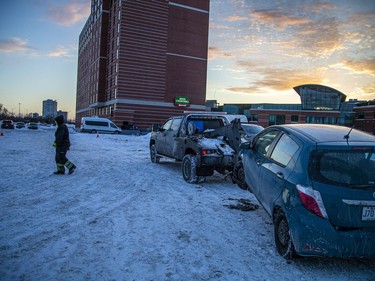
<box><xmin>53</xmin><ymin>115</ymin><xmax>76</xmax><ymax>175</ymax></box>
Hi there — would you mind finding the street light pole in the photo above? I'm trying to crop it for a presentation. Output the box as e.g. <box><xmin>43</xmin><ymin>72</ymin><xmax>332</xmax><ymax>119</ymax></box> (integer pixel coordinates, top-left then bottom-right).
<box><xmin>19</xmin><ymin>103</ymin><xmax>21</xmax><ymax>118</ymax></box>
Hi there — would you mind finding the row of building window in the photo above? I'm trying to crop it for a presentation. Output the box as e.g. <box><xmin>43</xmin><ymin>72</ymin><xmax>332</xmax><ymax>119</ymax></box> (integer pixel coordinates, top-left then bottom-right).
<box><xmin>266</xmin><ymin>114</ymin><xmax>338</xmax><ymax>126</ymax></box>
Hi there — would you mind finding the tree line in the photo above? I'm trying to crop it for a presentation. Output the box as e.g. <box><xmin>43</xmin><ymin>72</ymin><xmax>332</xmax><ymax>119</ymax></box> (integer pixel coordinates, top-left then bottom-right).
<box><xmin>0</xmin><ymin>103</ymin><xmax>58</xmax><ymax>124</ymax></box>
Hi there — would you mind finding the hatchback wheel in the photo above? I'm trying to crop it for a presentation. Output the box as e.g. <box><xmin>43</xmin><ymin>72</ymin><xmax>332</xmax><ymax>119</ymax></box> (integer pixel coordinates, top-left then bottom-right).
<box><xmin>233</xmin><ymin>160</ymin><xmax>248</xmax><ymax>190</ymax></box>
<box><xmin>274</xmin><ymin>210</ymin><xmax>297</xmax><ymax>259</ymax></box>
<box><xmin>150</xmin><ymin>144</ymin><xmax>160</xmax><ymax>163</ymax></box>
<box><xmin>182</xmin><ymin>154</ymin><xmax>198</xmax><ymax>183</ymax></box>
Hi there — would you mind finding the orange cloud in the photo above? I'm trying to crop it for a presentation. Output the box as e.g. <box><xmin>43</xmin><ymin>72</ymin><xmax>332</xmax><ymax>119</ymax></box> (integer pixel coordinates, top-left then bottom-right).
<box><xmin>251</xmin><ymin>9</ymin><xmax>312</xmax><ymax>30</ymax></box>
<box><xmin>227</xmin><ymin>66</ymin><xmax>324</xmax><ymax>93</ymax></box>
<box><xmin>225</xmin><ymin>16</ymin><xmax>248</xmax><ymax>22</ymax></box>
<box><xmin>208</xmin><ymin>46</ymin><xmax>237</xmax><ymax>60</ymax></box>
<box><xmin>343</xmin><ymin>58</ymin><xmax>375</xmax><ymax>76</ymax></box>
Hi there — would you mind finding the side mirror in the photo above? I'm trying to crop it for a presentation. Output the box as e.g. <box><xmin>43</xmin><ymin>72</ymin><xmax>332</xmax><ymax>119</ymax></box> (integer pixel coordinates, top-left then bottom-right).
<box><xmin>240</xmin><ymin>142</ymin><xmax>251</xmax><ymax>150</ymax></box>
<box><xmin>151</xmin><ymin>123</ymin><xmax>159</xmax><ymax>132</ymax></box>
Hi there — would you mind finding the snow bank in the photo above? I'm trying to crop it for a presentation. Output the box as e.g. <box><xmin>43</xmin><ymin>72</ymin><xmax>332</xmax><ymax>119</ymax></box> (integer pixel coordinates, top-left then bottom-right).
<box><xmin>0</xmin><ymin>128</ymin><xmax>374</xmax><ymax>280</ymax></box>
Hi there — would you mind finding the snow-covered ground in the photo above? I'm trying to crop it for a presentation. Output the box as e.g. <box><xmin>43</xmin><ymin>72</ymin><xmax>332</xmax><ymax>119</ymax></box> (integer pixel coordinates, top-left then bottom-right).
<box><xmin>1</xmin><ymin>126</ymin><xmax>374</xmax><ymax>281</ymax></box>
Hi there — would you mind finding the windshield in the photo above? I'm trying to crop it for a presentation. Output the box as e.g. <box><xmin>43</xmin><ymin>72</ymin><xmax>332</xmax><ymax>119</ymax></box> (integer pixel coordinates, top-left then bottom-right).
<box><xmin>186</xmin><ymin>117</ymin><xmax>225</xmax><ymax>133</ymax></box>
<box><xmin>309</xmin><ymin>149</ymin><xmax>375</xmax><ymax>188</ymax></box>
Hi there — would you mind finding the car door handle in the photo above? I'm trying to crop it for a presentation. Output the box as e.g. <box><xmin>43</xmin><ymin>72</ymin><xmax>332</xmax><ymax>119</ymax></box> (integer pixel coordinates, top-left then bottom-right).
<box><xmin>276</xmin><ymin>172</ymin><xmax>284</xmax><ymax>179</ymax></box>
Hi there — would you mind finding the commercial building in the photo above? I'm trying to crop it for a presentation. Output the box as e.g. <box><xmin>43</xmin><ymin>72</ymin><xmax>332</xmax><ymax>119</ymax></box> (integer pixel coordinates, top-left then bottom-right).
<box><xmin>353</xmin><ymin>105</ymin><xmax>375</xmax><ymax>134</ymax></box>
<box><xmin>42</xmin><ymin>99</ymin><xmax>57</xmax><ymax>119</ymax></box>
<box><xmin>76</xmin><ymin>0</ymin><xmax>210</xmax><ymax>129</ymax></box>
<box><xmin>211</xmin><ymin>84</ymin><xmax>375</xmax><ymax>134</ymax></box>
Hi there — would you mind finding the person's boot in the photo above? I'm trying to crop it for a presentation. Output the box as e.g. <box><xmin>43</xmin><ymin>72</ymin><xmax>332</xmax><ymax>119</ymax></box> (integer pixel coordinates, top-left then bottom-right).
<box><xmin>65</xmin><ymin>161</ymin><xmax>76</xmax><ymax>174</ymax></box>
<box><xmin>54</xmin><ymin>164</ymin><xmax>65</xmax><ymax>175</ymax></box>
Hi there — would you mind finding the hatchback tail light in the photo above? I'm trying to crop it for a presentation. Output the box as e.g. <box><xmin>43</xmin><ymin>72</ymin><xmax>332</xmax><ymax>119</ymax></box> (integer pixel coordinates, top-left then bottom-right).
<box><xmin>296</xmin><ymin>184</ymin><xmax>329</xmax><ymax>219</ymax></box>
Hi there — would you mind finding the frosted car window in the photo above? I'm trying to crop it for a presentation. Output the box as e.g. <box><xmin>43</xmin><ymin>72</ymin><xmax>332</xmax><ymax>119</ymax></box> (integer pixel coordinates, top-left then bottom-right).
<box><xmin>270</xmin><ymin>134</ymin><xmax>299</xmax><ymax>166</ymax></box>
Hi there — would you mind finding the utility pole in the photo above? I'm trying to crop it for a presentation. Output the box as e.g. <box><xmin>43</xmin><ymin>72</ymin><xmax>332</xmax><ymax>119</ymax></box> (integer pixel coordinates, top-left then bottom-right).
<box><xmin>19</xmin><ymin>103</ymin><xmax>21</xmax><ymax>118</ymax></box>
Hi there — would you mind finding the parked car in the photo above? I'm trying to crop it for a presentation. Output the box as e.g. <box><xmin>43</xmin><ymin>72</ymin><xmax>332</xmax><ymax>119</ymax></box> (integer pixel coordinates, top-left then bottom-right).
<box><xmin>15</xmin><ymin>122</ymin><xmax>25</xmax><ymax>129</ymax></box>
<box><xmin>28</xmin><ymin>122</ymin><xmax>39</xmax><ymax>130</ymax></box>
<box><xmin>236</xmin><ymin>124</ymin><xmax>375</xmax><ymax>259</ymax></box>
<box><xmin>240</xmin><ymin>124</ymin><xmax>264</xmax><ymax>142</ymax></box>
<box><xmin>1</xmin><ymin>120</ymin><xmax>14</xmax><ymax>129</ymax></box>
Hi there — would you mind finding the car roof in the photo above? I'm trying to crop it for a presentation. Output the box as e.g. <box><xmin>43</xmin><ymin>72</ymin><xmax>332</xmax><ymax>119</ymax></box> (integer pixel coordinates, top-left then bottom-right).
<box><xmin>271</xmin><ymin>124</ymin><xmax>375</xmax><ymax>144</ymax></box>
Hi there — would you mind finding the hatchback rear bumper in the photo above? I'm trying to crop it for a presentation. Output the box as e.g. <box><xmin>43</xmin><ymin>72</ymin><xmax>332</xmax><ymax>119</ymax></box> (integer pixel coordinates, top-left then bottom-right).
<box><xmin>287</xmin><ymin>208</ymin><xmax>375</xmax><ymax>258</ymax></box>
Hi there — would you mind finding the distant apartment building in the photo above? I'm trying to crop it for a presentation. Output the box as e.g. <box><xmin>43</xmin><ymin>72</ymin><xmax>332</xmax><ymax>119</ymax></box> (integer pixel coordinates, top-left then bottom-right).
<box><xmin>57</xmin><ymin>111</ymin><xmax>68</xmax><ymax>123</ymax></box>
<box><xmin>42</xmin><ymin>99</ymin><xmax>57</xmax><ymax>119</ymax></box>
<box><xmin>76</xmin><ymin>0</ymin><xmax>210</xmax><ymax>129</ymax></box>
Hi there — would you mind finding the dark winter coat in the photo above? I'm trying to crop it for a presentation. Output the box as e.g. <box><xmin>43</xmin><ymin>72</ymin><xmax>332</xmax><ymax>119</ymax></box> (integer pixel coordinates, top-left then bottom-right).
<box><xmin>54</xmin><ymin>115</ymin><xmax>70</xmax><ymax>149</ymax></box>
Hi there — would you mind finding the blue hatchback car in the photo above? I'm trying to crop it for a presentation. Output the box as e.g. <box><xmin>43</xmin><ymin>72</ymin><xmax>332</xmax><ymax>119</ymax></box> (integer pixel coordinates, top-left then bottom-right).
<box><xmin>237</xmin><ymin>124</ymin><xmax>375</xmax><ymax>259</ymax></box>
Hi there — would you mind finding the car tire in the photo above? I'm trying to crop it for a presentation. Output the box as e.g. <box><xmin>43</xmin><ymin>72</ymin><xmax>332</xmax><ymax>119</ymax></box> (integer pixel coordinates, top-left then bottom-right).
<box><xmin>90</xmin><ymin>129</ymin><xmax>97</xmax><ymax>134</ymax></box>
<box><xmin>182</xmin><ymin>154</ymin><xmax>199</xmax><ymax>183</ymax></box>
<box><xmin>274</xmin><ymin>210</ymin><xmax>298</xmax><ymax>259</ymax></box>
<box><xmin>150</xmin><ymin>144</ymin><xmax>160</xmax><ymax>163</ymax></box>
<box><xmin>233</xmin><ymin>160</ymin><xmax>248</xmax><ymax>190</ymax></box>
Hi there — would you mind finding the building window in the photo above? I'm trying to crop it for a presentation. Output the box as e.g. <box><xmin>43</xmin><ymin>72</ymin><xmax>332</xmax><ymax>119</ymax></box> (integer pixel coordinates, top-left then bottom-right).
<box><xmin>291</xmin><ymin>115</ymin><xmax>298</xmax><ymax>123</ymax></box>
<box><xmin>269</xmin><ymin>115</ymin><xmax>275</xmax><ymax>126</ymax></box>
<box><xmin>270</xmin><ymin>115</ymin><xmax>285</xmax><ymax>126</ymax></box>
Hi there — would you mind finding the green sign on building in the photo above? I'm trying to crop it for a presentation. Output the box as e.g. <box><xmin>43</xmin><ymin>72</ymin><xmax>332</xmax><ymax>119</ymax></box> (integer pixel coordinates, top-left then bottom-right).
<box><xmin>175</xmin><ymin>96</ymin><xmax>190</xmax><ymax>107</ymax></box>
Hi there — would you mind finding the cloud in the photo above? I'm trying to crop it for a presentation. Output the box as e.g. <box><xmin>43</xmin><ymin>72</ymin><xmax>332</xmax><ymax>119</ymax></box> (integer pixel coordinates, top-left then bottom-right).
<box><xmin>250</xmin><ymin>9</ymin><xmax>312</xmax><ymax>30</ymax></box>
<box><xmin>300</xmin><ymin>2</ymin><xmax>335</xmax><ymax>13</ymax></box>
<box><xmin>295</xmin><ymin>17</ymin><xmax>342</xmax><ymax>58</ymax></box>
<box><xmin>44</xmin><ymin>1</ymin><xmax>90</xmax><ymax>26</ymax></box>
<box><xmin>363</xmin><ymin>84</ymin><xmax>375</xmax><ymax>96</ymax></box>
<box><xmin>227</xmin><ymin>63</ymin><xmax>324</xmax><ymax>93</ymax></box>
<box><xmin>342</xmin><ymin>58</ymin><xmax>375</xmax><ymax>76</ymax></box>
<box><xmin>48</xmin><ymin>46</ymin><xmax>71</xmax><ymax>58</ymax></box>
<box><xmin>208</xmin><ymin>47</ymin><xmax>237</xmax><ymax>60</ymax></box>
<box><xmin>349</xmin><ymin>11</ymin><xmax>375</xmax><ymax>22</ymax></box>
<box><xmin>0</xmin><ymin>37</ymin><xmax>36</xmax><ymax>54</ymax></box>
<box><xmin>225</xmin><ymin>16</ymin><xmax>248</xmax><ymax>22</ymax></box>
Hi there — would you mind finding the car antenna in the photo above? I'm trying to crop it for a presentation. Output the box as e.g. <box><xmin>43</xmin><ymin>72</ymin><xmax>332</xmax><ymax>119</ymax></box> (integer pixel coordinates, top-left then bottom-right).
<box><xmin>343</xmin><ymin>127</ymin><xmax>353</xmax><ymax>144</ymax></box>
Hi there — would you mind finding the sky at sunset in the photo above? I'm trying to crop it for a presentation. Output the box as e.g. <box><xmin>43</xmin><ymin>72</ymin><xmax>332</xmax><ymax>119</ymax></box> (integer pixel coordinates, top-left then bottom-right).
<box><xmin>0</xmin><ymin>0</ymin><xmax>374</xmax><ymax>119</ymax></box>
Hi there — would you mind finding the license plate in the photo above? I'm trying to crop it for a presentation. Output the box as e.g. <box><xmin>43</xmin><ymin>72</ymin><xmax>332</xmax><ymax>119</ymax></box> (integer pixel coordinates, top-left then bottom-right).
<box><xmin>362</xmin><ymin>207</ymin><xmax>375</xmax><ymax>221</ymax></box>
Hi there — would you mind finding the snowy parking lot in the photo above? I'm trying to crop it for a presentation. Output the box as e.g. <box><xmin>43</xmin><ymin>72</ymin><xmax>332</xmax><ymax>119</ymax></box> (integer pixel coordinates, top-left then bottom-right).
<box><xmin>1</xmin><ymin>127</ymin><xmax>374</xmax><ymax>280</ymax></box>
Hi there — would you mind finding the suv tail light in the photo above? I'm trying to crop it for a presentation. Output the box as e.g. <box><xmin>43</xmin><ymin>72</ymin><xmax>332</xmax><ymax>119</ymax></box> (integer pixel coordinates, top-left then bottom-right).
<box><xmin>296</xmin><ymin>184</ymin><xmax>329</xmax><ymax>219</ymax></box>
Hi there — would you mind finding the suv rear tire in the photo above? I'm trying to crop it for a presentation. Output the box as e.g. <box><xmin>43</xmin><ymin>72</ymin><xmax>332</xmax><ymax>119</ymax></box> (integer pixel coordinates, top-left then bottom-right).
<box><xmin>182</xmin><ymin>154</ymin><xmax>198</xmax><ymax>183</ymax></box>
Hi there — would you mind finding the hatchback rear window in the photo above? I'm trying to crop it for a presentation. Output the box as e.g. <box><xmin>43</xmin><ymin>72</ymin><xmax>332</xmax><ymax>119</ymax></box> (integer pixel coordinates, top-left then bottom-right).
<box><xmin>309</xmin><ymin>149</ymin><xmax>375</xmax><ymax>187</ymax></box>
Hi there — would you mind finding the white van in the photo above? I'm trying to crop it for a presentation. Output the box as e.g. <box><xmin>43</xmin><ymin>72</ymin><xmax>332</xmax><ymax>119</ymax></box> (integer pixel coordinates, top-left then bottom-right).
<box><xmin>80</xmin><ymin>117</ymin><xmax>122</xmax><ymax>134</ymax></box>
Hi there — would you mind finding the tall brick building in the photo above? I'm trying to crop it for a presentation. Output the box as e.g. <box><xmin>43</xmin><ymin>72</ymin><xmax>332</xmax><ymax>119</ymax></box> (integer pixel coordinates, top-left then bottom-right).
<box><xmin>76</xmin><ymin>0</ymin><xmax>210</xmax><ymax>129</ymax></box>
